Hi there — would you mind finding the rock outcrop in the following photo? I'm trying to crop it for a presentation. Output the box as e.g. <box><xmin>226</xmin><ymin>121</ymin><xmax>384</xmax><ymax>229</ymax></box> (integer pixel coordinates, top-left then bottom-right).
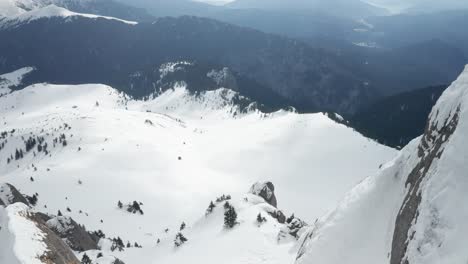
<box><xmin>249</xmin><ymin>182</ymin><xmax>278</xmax><ymax>208</ymax></box>
<box><xmin>296</xmin><ymin>66</ymin><xmax>468</xmax><ymax>264</ymax></box>
<box><xmin>46</xmin><ymin>216</ymin><xmax>99</xmax><ymax>252</ymax></box>
<box><xmin>30</xmin><ymin>213</ymin><xmax>81</xmax><ymax>264</ymax></box>
<box><xmin>0</xmin><ymin>183</ymin><xmax>29</xmax><ymax>206</ymax></box>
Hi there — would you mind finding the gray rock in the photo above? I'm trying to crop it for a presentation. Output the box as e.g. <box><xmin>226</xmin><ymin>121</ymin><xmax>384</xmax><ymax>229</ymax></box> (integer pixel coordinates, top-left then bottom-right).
<box><xmin>390</xmin><ymin>107</ymin><xmax>460</xmax><ymax>264</ymax></box>
<box><xmin>28</xmin><ymin>213</ymin><xmax>80</xmax><ymax>264</ymax></box>
<box><xmin>46</xmin><ymin>216</ymin><xmax>99</xmax><ymax>252</ymax></box>
<box><xmin>0</xmin><ymin>183</ymin><xmax>29</xmax><ymax>206</ymax></box>
<box><xmin>249</xmin><ymin>182</ymin><xmax>277</xmax><ymax>208</ymax></box>
<box><xmin>268</xmin><ymin>210</ymin><xmax>286</xmax><ymax>224</ymax></box>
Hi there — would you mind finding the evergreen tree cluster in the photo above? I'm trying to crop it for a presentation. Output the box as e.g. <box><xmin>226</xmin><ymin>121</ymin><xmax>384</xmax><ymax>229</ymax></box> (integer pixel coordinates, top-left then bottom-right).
<box><xmin>26</xmin><ymin>193</ymin><xmax>39</xmax><ymax>206</ymax></box>
<box><xmin>174</xmin><ymin>232</ymin><xmax>188</xmax><ymax>247</ymax></box>
<box><xmin>81</xmin><ymin>253</ymin><xmax>92</xmax><ymax>264</ymax></box>
<box><xmin>0</xmin><ymin>140</ymin><xmax>6</xmax><ymax>151</ymax></box>
<box><xmin>53</xmin><ymin>133</ymin><xmax>68</xmax><ymax>147</ymax></box>
<box><xmin>111</xmin><ymin>237</ymin><xmax>125</xmax><ymax>252</ymax></box>
<box><xmin>90</xmin><ymin>229</ymin><xmax>106</xmax><ymax>241</ymax></box>
<box><xmin>14</xmin><ymin>148</ymin><xmax>24</xmax><ymax>160</ymax></box>
<box><xmin>205</xmin><ymin>201</ymin><xmax>216</xmax><ymax>215</ymax></box>
<box><xmin>224</xmin><ymin>202</ymin><xmax>238</xmax><ymax>228</ymax></box>
<box><xmin>25</xmin><ymin>136</ymin><xmax>38</xmax><ymax>152</ymax></box>
<box><xmin>0</xmin><ymin>131</ymin><xmax>8</xmax><ymax>139</ymax></box>
<box><xmin>124</xmin><ymin>201</ymin><xmax>144</xmax><ymax>215</ymax></box>
<box><xmin>215</xmin><ymin>194</ymin><xmax>231</xmax><ymax>203</ymax></box>
<box><xmin>257</xmin><ymin>213</ymin><xmax>266</xmax><ymax>224</ymax></box>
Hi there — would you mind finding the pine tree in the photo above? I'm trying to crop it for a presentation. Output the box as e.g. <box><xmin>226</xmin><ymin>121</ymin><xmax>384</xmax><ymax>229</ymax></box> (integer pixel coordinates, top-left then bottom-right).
<box><xmin>81</xmin><ymin>253</ymin><xmax>92</xmax><ymax>264</ymax></box>
<box><xmin>180</xmin><ymin>222</ymin><xmax>186</xmax><ymax>231</ymax></box>
<box><xmin>206</xmin><ymin>201</ymin><xmax>215</xmax><ymax>215</ymax></box>
<box><xmin>257</xmin><ymin>213</ymin><xmax>266</xmax><ymax>224</ymax></box>
<box><xmin>111</xmin><ymin>237</ymin><xmax>124</xmax><ymax>252</ymax></box>
<box><xmin>57</xmin><ymin>210</ymin><xmax>63</xmax><ymax>216</ymax></box>
<box><xmin>224</xmin><ymin>204</ymin><xmax>237</xmax><ymax>228</ymax></box>
<box><xmin>117</xmin><ymin>201</ymin><xmax>123</xmax><ymax>209</ymax></box>
<box><xmin>174</xmin><ymin>232</ymin><xmax>188</xmax><ymax>247</ymax></box>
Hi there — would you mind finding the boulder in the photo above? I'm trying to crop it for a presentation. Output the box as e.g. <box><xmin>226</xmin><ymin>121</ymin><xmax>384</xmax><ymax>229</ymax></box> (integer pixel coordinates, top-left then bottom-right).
<box><xmin>249</xmin><ymin>182</ymin><xmax>277</xmax><ymax>208</ymax></box>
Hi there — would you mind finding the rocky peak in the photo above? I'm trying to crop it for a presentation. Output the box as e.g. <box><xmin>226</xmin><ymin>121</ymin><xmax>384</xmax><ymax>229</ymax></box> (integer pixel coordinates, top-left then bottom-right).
<box><xmin>249</xmin><ymin>181</ymin><xmax>278</xmax><ymax>208</ymax></box>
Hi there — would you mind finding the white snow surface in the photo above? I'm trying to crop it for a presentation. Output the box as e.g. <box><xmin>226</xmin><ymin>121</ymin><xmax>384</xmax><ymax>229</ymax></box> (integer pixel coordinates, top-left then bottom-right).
<box><xmin>0</xmin><ymin>67</ymin><xmax>34</xmax><ymax>97</ymax></box>
<box><xmin>0</xmin><ymin>81</ymin><xmax>396</xmax><ymax>263</ymax></box>
<box><xmin>296</xmin><ymin>65</ymin><xmax>468</xmax><ymax>264</ymax></box>
<box><xmin>0</xmin><ymin>3</ymin><xmax>137</xmax><ymax>28</ymax></box>
<box><xmin>0</xmin><ymin>203</ymin><xmax>47</xmax><ymax>264</ymax></box>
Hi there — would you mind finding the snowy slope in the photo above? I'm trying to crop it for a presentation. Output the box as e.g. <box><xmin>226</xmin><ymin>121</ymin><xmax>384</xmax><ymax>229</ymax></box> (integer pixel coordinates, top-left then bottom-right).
<box><xmin>296</xmin><ymin>65</ymin><xmax>468</xmax><ymax>264</ymax></box>
<box><xmin>0</xmin><ymin>67</ymin><xmax>34</xmax><ymax>97</ymax></box>
<box><xmin>0</xmin><ymin>1</ymin><xmax>137</xmax><ymax>27</ymax></box>
<box><xmin>0</xmin><ymin>203</ymin><xmax>47</xmax><ymax>264</ymax></box>
<box><xmin>0</xmin><ymin>81</ymin><xmax>395</xmax><ymax>263</ymax></box>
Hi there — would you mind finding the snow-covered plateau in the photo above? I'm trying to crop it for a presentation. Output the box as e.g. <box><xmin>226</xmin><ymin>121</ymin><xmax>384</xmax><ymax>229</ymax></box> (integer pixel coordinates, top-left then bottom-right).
<box><xmin>2</xmin><ymin>63</ymin><xmax>468</xmax><ymax>264</ymax></box>
<box><xmin>0</xmin><ymin>65</ymin><xmax>399</xmax><ymax>263</ymax></box>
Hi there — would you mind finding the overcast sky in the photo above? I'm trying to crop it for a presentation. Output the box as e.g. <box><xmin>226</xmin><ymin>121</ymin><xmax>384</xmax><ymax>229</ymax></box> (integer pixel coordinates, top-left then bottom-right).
<box><xmin>195</xmin><ymin>0</ymin><xmax>468</xmax><ymax>13</ymax></box>
<box><xmin>193</xmin><ymin>0</ymin><xmax>234</xmax><ymax>5</ymax></box>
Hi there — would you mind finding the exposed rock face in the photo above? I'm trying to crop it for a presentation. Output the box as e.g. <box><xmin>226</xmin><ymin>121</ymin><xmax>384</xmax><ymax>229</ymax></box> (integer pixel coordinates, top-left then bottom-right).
<box><xmin>286</xmin><ymin>215</ymin><xmax>308</xmax><ymax>239</ymax></box>
<box><xmin>113</xmin><ymin>257</ymin><xmax>126</xmax><ymax>264</ymax></box>
<box><xmin>28</xmin><ymin>212</ymin><xmax>80</xmax><ymax>264</ymax></box>
<box><xmin>46</xmin><ymin>216</ymin><xmax>99</xmax><ymax>252</ymax></box>
<box><xmin>0</xmin><ymin>183</ymin><xmax>29</xmax><ymax>206</ymax></box>
<box><xmin>249</xmin><ymin>182</ymin><xmax>277</xmax><ymax>208</ymax></box>
<box><xmin>295</xmin><ymin>66</ymin><xmax>468</xmax><ymax>264</ymax></box>
<box><xmin>268</xmin><ymin>210</ymin><xmax>286</xmax><ymax>224</ymax></box>
<box><xmin>390</xmin><ymin>107</ymin><xmax>460</xmax><ymax>264</ymax></box>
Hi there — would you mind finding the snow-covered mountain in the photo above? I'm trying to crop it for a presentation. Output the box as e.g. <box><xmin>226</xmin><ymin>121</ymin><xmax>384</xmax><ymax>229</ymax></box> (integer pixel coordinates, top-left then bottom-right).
<box><xmin>296</xmin><ymin>65</ymin><xmax>468</xmax><ymax>264</ymax></box>
<box><xmin>0</xmin><ymin>0</ymin><xmax>152</xmax><ymax>22</ymax></box>
<box><xmin>0</xmin><ymin>4</ymin><xmax>137</xmax><ymax>28</ymax></box>
<box><xmin>0</xmin><ymin>67</ymin><xmax>35</xmax><ymax>96</ymax></box>
<box><xmin>0</xmin><ymin>65</ymin><xmax>396</xmax><ymax>263</ymax></box>
<box><xmin>227</xmin><ymin>0</ymin><xmax>389</xmax><ymax>18</ymax></box>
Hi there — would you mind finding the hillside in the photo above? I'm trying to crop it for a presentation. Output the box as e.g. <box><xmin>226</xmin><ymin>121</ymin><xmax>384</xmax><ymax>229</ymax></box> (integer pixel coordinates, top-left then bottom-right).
<box><xmin>296</xmin><ymin>66</ymin><xmax>468</xmax><ymax>264</ymax></box>
<box><xmin>0</xmin><ymin>67</ymin><xmax>396</xmax><ymax>263</ymax></box>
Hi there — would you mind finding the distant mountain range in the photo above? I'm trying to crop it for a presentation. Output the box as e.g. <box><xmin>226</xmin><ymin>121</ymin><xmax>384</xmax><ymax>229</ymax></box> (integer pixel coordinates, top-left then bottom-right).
<box><xmin>0</xmin><ymin>0</ymin><xmax>466</xmax><ymax>117</ymax></box>
<box><xmin>0</xmin><ymin>12</ymin><xmax>377</xmax><ymax>114</ymax></box>
<box><xmin>226</xmin><ymin>0</ymin><xmax>389</xmax><ymax>18</ymax></box>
